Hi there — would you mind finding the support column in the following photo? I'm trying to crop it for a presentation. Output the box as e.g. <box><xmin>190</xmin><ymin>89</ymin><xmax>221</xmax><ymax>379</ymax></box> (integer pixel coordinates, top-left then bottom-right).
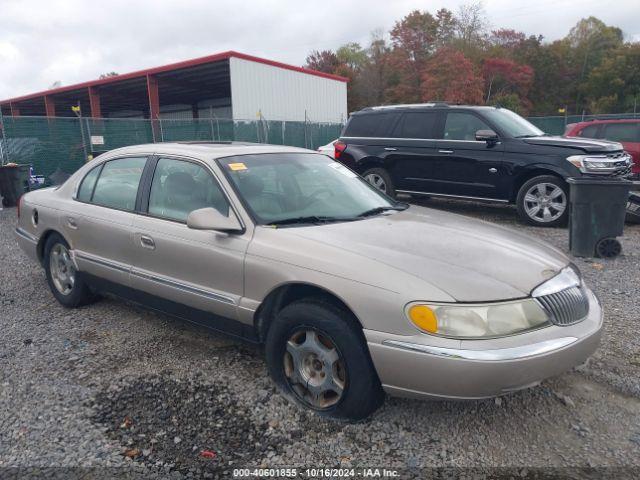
<box><xmin>10</xmin><ymin>102</ymin><xmax>20</xmax><ymax>117</ymax></box>
<box><xmin>88</xmin><ymin>86</ymin><xmax>102</xmax><ymax>118</ymax></box>
<box><xmin>44</xmin><ymin>95</ymin><xmax>56</xmax><ymax>117</ymax></box>
<box><xmin>146</xmin><ymin>75</ymin><xmax>161</xmax><ymax>141</ymax></box>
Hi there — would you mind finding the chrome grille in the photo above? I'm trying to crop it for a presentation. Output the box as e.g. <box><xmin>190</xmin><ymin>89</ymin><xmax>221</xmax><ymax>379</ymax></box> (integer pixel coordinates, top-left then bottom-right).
<box><xmin>536</xmin><ymin>286</ymin><xmax>589</xmax><ymax>326</ymax></box>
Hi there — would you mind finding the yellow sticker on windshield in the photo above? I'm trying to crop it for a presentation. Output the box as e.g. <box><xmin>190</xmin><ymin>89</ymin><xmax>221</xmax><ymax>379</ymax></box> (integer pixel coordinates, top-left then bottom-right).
<box><xmin>228</xmin><ymin>162</ymin><xmax>247</xmax><ymax>171</ymax></box>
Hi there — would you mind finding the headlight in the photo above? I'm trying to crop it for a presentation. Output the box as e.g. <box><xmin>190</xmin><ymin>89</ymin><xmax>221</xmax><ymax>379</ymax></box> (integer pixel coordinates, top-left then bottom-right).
<box><xmin>406</xmin><ymin>299</ymin><xmax>550</xmax><ymax>339</ymax></box>
<box><xmin>567</xmin><ymin>154</ymin><xmax>630</xmax><ymax>174</ymax></box>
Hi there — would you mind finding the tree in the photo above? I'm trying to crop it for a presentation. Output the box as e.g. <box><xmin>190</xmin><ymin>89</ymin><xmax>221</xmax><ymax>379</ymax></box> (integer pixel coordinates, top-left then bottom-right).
<box><xmin>455</xmin><ymin>1</ymin><xmax>488</xmax><ymax>57</ymax></box>
<box><xmin>99</xmin><ymin>72</ymin><xmax>119</xmax><ymax>79</ymax></box>
<box><xmin>584</xmin><ymin>44</ymin><xmax>640</xmax><ymax>113</ymax></box>
<box><xmin>49</xmin><ymin>80</ymin><xmax>62</xmax><ymax>89</ymax></box>
<box><xmin>483</xmin><ymin>57</ymin><xmax>534</xmax><ymax>106</ymax></box>
<box><xmin>421</xmin><ymin>48</ymin><xmax>484</xmax><ymax>104</ymax></box>
<box><xmin>305</xmin><ymin>50</ymin><xmax>341</xmax><ymax>74</ymax></box>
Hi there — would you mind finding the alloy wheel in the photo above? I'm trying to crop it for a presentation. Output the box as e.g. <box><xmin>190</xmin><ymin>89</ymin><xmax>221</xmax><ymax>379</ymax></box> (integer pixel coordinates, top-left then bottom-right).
<box><xmin>283</xmin><ymin>329</ymin><xmax>347</xmax><ymax>409</ymax></box>
<box><xmin>364</xmin><ymin>173</ymin><xmax>387</xmax><ymax>193</ymax></box>
<box><xmin>523</xmin><ymin>183</ymin><xmax>567</xmax><ymax>223</ymax></box>
<box><xmin>49</xmin><ymin>243</ymin><xmax>76</xmax><ymax>295</ymax></box>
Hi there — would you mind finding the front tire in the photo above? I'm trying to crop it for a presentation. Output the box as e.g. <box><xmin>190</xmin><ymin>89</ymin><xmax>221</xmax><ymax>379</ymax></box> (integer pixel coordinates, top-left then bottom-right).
<box><xmin>265</xmin><ymin>299</ymin><xmax>384</xmax><ymax>421</ymax></box>
<box><xmin>362</xmin><ymin>167</ymin><xmax>395</xmax><ymax>197</ymax></box>
<box><xmin>516</xmin><ymin>175</ymin><xmax>569</xmax><ymax>227</ymax></box>
<box><xmin>44</xmin><ymin>233</ymin><xmax>96</xmax><ymax>308</ymax></box>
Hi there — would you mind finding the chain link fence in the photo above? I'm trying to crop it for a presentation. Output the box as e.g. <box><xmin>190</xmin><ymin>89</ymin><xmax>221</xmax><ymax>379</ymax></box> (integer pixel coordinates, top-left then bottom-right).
<box><xmin>0</xmin><ymin>115</ymin><xmax>344</xmax><ymax>177</ymax></box>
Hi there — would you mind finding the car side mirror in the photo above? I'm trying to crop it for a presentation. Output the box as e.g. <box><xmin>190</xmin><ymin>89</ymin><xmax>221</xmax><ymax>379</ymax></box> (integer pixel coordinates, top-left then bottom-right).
<box><xmin>476</xmin><ymin>129</ymin><xmax>499</xmax><ymax>143</ymax></box>
<box><xmin>187</xmin><ymin>207</ymin><xmax>243</xmax><ymax>233</ymax></box>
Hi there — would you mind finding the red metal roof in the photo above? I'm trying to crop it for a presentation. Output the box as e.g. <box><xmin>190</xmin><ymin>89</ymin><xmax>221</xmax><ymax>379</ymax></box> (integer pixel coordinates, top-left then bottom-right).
<box><xmin>1</xmin><ymin>51</ymin><xmax>348</xmax><ymax>105</ymax></box>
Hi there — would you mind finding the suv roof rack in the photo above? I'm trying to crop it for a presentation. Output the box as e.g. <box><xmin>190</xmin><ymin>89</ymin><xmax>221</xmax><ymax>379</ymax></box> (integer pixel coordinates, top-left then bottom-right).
<box><xmin>363</xmin><ymin>102</ymin><xmax>450</xmax><ymax>111</ymax></box>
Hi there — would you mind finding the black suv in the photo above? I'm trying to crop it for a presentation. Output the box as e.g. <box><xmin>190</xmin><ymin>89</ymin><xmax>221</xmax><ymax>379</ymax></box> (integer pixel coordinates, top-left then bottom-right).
<box><xmin>335</xmin><ymin>104</ymin><xmax>632</xmax><ymax>226</ymax></box>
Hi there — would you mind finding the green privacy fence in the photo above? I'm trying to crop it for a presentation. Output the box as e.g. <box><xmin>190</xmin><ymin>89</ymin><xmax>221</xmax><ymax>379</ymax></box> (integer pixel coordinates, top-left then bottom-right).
<box><xmin>0</xmin><ymin>116</ymin><xmax>344</xmax><ymax>177</ymax></box>
<box><xmin>527</xmin><ymin>113</ymin><xmax>640</xmax><ymax>136</ymax></box>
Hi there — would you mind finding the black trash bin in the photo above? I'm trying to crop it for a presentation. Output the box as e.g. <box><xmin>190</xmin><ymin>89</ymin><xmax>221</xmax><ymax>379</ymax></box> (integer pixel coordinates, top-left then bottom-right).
<box><xmin>0</xmin><ymin>164</ymin><xmax>31</xmax><ymax>207</ymax></box>
<box><xmin>567</xmin><ymin>177</ymin><xmax>632</xmax><ymax>258</ymax></box>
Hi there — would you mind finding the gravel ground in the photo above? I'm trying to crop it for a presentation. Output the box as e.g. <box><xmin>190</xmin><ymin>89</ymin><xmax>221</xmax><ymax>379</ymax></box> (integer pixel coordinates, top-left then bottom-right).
<box><xmin>1</xmin><ymin>201</ymin><xmax>640</xmax><ymax>479</ymax></box>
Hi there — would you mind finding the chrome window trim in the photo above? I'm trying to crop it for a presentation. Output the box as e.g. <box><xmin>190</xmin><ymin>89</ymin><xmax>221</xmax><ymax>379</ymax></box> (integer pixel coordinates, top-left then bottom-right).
<box><xmin>382</xmin><ymin>336</ymin><xmax>578</xmax><ymax>361</ymax></box>
<box><xmin>396</xmin><ymin>190</ymin><xmax>509</xmax><ymax>203</ymax></box>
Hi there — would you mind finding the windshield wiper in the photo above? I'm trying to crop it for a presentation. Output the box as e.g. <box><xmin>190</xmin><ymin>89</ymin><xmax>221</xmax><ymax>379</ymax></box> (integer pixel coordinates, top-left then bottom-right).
<box><xmin>356</xmin><ymin>204</ymin><xmax>409</xmax><ymax>218</ymax></box>
<box><xmin>266</xmin><ymin>215</ymin><xmax>354</xmax><ymax>227</ymax></box>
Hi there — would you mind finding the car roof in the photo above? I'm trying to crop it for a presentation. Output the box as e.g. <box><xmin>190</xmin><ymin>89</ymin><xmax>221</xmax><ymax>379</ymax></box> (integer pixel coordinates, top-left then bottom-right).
<box><xmin>100</xmin><ymin>141</ymin><xmax>315</xmax><ymax>160</ymax></box>
<box><xmin>573</xmin><ymin>119</ymin><xmax>640</xmax><ymax>127</ymax></box>
<box><xmin>352</xmin><ymin>103</ymin><xmax>500</xmax><ymax>115</ymax></box>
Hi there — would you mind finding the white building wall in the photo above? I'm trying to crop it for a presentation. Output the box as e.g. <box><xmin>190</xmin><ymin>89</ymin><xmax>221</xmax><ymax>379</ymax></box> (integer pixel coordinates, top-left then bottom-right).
<box><xmin>229</xmin><ymin>57</ymin><xmax>347</xmax><ymax>123</ymax></box>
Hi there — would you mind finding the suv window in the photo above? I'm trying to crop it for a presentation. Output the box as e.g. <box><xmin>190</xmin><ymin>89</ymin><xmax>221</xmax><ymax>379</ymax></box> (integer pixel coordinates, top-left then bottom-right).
<box><xmin>578</xmin><ymin>124</ymin><xmax>600</xmax><ymax>138</ymax></box>
<box><xmin>90</xmin><ymin>157</ymin><xmax>147</xmax><ymax>211</ymax></box>
<box><xmin>391</xmin><ymin>112</ymin><xmax>437</xmax><ymax>139</ymax></box>
<box><xmin>148</xmin><ymin>158</ymin><xmax>230</xmax><ymax>222</ymax></box>
<box><xmin>444</xmin><ymin>112</ymin><xmax>492</xmax><ymax>141</ymax></box>
<box><xmin>344</xmin><ymin>113</ymin><xmax>399</xmax><ymax>137</ymax></box>
<box><xmin>603</xmin><ymin>123</ymin><xmax>639</xmax><ymax>143</ymax></box>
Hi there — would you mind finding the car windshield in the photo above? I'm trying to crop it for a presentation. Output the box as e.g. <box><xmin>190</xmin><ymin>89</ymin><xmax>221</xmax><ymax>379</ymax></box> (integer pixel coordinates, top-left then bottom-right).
<box><xmin>218</xmin><ymin>153</ymin><xmax>402</xmax><ymax>226</ymax></box>
<box><xmin>483</xmin><ymin>108</ymin><xmax>545</xmax><ymax>138</ymax></box>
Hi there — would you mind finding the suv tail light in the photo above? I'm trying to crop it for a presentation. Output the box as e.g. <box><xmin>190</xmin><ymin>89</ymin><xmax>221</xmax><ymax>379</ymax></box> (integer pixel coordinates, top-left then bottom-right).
<box><xmin>334</xmin><ymin>140</ymin><xmax>346</xmax><ymax>159</ymax></box>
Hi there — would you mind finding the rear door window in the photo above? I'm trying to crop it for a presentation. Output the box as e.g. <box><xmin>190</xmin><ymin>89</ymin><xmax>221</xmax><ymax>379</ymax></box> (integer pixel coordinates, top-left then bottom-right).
<box><xmin>343</xmin><ymin>113</ymin><xmax>399</xmax><ymax>137</ymax></box>
<box><xmin>443</xmin><ymin>112</ymin><xmax>492</xmax><ymax>141</ymax></box>
<box><xmin>77</xmin><ymin>165</ymin><xmax>102</xmax><ymax>202</ymax></box>
<box><xmin>602</xmin><ymin>123</ymin><xmax>639</xmax><ymax>143</ymax></box>
<box><xmin>578</xmin><ymin>124</ymin><xmax>600</xmax><ymax>138</ymax></box>
<box><xmin>391</xmin><ymin>112</ymin><xmax>438</xmax><ymax>139</ymax></box>
<box><xmin>91</xmin><ymin>157</ymin><xmax>147</xmax><ymax>211</ymax></box>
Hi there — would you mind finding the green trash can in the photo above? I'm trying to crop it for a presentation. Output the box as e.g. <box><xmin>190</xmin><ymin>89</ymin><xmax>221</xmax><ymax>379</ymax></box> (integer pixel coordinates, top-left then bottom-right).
<box><xmin>0</xmin><ymin>164</ymin><xmax>31</xmax><ymax>207</ymax></box>
<box><xmin>567</xmin><ymin>177</ymin><xmax>632</xmax><ymax>258</ymax></box>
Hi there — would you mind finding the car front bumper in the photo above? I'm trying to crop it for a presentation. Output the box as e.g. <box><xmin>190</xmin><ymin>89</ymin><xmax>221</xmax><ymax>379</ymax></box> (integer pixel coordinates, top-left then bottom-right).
<box><xmin>365</xmin><ymin>287</ymin><xmax>603</xmax><ymax>400</ymax></box>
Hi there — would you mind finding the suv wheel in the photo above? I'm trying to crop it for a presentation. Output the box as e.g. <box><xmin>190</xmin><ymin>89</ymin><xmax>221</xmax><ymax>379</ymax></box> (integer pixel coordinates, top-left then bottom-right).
<box><xmin>265</xmin><ymin>298</ymin><xmax>384</xmax><ymax>421</ymax></box>
<box><xmin>516</xmin><ymin>175</ymin><xmax>568</xmax><ymax>227</ymax></box>
<box><xmin>362</xmin><ymin>168</ymin><xmax>395</xmax><ymax>197</ymax></box>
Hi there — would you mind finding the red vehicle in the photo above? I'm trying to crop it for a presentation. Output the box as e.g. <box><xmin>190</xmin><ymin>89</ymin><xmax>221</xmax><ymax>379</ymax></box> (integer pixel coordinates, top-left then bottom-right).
<box><xmin>565</xmin><ymin>119</ymin><xmax>640</xmax><ymax>178</ymax></box>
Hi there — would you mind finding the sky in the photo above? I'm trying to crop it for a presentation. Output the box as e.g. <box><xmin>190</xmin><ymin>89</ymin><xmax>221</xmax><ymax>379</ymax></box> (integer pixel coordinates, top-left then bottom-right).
<box><xmin>1</xmin><ymin>0</ymin><xmax>639</xmax><ymax>100</ymax></box>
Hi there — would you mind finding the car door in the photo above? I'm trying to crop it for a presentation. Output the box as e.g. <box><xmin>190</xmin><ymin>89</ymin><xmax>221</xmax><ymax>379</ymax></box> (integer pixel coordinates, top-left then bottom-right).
<box><xmin>384</xmin><ymin>111</ymin><xmax>439</xmax><ymax>193</ymax></box>
<box><xmin>129</xmin><ymin>156</ymin><xmax>249</xmax><ymax>324</ymax></box>
<box><xmin>433</xmin><ymin>111</ymin><xmax>506</xmax><ymax>199</ymax></box>
<box><xmin>69</xmin><ymin>156</ymin><xmax>148</xmax><ymax>286</ymax></box>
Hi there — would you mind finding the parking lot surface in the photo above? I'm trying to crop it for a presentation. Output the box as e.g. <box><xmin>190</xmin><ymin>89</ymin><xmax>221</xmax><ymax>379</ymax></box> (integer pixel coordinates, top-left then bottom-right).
<box><xmin>1</xmin><ymin>201</ymin><xmax>640</xmax><ymax>478</ymax></box>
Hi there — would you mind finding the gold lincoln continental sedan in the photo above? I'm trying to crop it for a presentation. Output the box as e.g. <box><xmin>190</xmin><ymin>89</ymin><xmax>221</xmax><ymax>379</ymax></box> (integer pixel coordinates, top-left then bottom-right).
<box><xmin>15</xmin><ymin>142</ymin><xmax>603</xmax><ymax>420</ymax></box>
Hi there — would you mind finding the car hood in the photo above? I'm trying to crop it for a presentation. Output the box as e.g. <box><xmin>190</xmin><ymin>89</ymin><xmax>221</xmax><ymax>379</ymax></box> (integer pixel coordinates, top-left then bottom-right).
<box><xmin>523</xmin><ymin>135</ymin><xmax>622</xmax><ymax>153</ymax></box>
<box><xmin>282</xmin><ymin>206</ymin><xmax>569</xmax><ymax>302</ymax></box>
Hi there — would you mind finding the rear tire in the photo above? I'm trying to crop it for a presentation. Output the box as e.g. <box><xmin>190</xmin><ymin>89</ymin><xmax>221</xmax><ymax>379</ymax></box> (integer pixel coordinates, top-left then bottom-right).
<box><xmin>44</xmin><ymin>233</ymin><xmax>97</xmax><ymax>308</ymax></box>
<box><xmin>516</xmin><ymin>175</ymin><xmax>569</xmax><ymax>227</ymax></box>
<box><xmin>362</xmin><ymin>167</ymin><xmax>395</xmax><ymax>198</ymax></box>
<box><xmin>265</xmin><ymin>298</ymin><xmax>384</xmax><ymax>421</ymax></box>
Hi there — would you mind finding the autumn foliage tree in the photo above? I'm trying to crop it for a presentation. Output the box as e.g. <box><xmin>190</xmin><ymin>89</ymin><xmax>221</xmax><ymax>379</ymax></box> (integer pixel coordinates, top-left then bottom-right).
<box><xmin>421</xmin><ymin>48</ymin><xmax>483</xmax><ymax>104</ymax></box>
<box><xmin>304</xmin><ymin>3</ymin><xmax>640</xmax><ymax>116</ymax></box>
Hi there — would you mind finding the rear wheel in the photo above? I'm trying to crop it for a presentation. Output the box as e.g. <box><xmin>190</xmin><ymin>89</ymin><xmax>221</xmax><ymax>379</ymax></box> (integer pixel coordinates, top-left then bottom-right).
<box><xmin>362</xmin><ymin>167</ymin><xmax>395</xmax><ymax>197</ymax></box>
<box><xmin>516</xmin><ymin>175</ymin><xmax>568</xmax><ymax>227</ymax></box>
<box><xmin>44</xmin><ymin>233</ymin><xmax>96</xmax><ymax>308</ymax></box>
<box><xmin>265</xmin><ymin>299</ymin><xmax>384</xmax><ymax>421</ymax></box>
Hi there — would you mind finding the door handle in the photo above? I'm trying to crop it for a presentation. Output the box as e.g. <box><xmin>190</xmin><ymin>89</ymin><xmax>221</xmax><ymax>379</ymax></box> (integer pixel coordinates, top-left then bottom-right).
<box><xmin>140</xmin><ymin>235</ymin><xmax>155</xmax><ymax>250</ymax></box>
<box><xmin>438</xmin><ymin>150</ymin><xmax>454</xmax><ymax>154</ymax></box>
<box><xmin>489</xmin><ymin>168</ymin><xmax>498</xmax><ymax>173</ymax></box>
<box><xmin>384</xmin><ymin>147</ymin><xmax>397</xmax><ymax>151</ymax></box>
<box><xmin>67</xmin><ymin>217</ymin><xmax>78</xmax><ymax>229</ymax></box>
